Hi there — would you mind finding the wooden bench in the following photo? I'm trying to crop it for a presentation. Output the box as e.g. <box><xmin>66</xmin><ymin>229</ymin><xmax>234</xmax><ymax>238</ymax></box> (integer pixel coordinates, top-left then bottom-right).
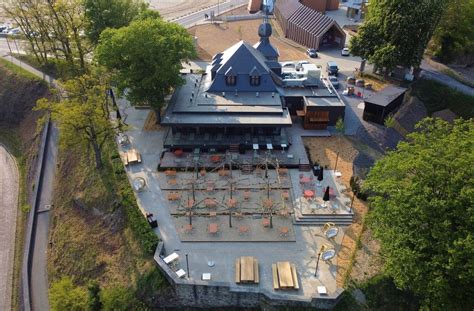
<box><xmin>272</xmin><ymin>264</ymin><xmax>279</xmax><ymax>289</ymax></box>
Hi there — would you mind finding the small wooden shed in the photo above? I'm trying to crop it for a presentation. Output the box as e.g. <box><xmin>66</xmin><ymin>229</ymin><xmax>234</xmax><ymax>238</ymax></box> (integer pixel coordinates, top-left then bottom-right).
<box><xmin>363</xmin><ymin>86</ymin><xmax>407</xmax><ymax>125</ymax></box>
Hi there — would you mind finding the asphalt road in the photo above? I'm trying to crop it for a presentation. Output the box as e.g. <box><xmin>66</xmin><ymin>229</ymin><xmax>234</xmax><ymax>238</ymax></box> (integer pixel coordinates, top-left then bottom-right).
<box><xmin>0</xmin><ymin>145</ymin><xmax>19</xmax><ymax>311</ymax></box>
<box><xmin>30</xmin><ymin>125</ymin><xmax>58</xmax><ymax>311</ymax></box>
<box><xmin>172</xmin><ymin>0</ymin><xmax>248</xmax><ymax>27</ymax></box>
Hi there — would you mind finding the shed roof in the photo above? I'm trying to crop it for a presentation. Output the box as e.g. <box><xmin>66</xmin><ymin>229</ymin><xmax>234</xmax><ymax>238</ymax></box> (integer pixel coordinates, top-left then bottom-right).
<box><xmin>275</xmin><ymin>0</ymin><xmax>302</xmax><ymax>20</ymax></box>
<box><xmin>288</xmin><ymin>5</ymin><xmax>342</xmax><ymax>38</ymax></box>
<box><xmin>364</xmin><ymin>86</ymin><xmax>407</xmax><ymax>107</ymax></box>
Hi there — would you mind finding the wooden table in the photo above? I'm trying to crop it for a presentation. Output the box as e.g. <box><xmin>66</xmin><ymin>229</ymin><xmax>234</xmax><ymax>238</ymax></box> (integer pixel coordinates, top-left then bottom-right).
<box><xmin>235</xmin><ymin>256</ymin><xmax>259</xmax><ymax>284</ymax></box>
<box><xmin>272</xmin><ymin>261</ymin><xmax>299</xmax><ymax>290</ymax></box>
<box><xmin>127</xmin><ymin>149</ymin><xmax>140</xmax><ymax>163</ymax></box>
<box><xmin>277</xmin><ymin>262</ymin><xmax>293</xmax><ymax>288</ymax></box>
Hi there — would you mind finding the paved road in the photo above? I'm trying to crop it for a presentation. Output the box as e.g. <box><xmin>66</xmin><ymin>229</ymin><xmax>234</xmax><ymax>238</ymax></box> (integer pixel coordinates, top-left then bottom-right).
<box><xmin>0</xmin><ymin>145</ymin><xmax>19</xmax><ymax>311</ymax></box>
<box><xmin>420</xmin><ymin>60</ymin><xmax>474</xmax><ymax>97</ymax></box>
<box><xmin>172</xmin><ymin>0</ymin><xmax>248</xmax><ymax>28</ymax></box>
<box><xmin>30</xmin><ymin>125</ymin><xmax>58</xmax><ymax>311</ymax></box>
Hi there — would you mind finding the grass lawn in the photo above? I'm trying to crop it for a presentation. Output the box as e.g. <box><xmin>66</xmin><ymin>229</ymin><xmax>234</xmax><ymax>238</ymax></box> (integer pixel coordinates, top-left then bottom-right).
<box><xmin>410</xmin><ymin>78</ymin><xmax>474</xmax><ymax>119</ymax></box>
<box><xmin>0</xmin><ymin>57</ymin><xmax>43</xmax><ymax>82</ymax></box>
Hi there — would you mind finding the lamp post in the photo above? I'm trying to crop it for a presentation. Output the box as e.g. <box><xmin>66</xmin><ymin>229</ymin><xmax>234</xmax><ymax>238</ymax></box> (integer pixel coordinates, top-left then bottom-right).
<box><xmin>186</xmin><ymin>254</ymin><xmax>190</xmax><ymax>278</ymax></box>
<box><xmin>315</xmin><ymin>252</ymin><xmax>321</xmax><ymax>277</ymax></box>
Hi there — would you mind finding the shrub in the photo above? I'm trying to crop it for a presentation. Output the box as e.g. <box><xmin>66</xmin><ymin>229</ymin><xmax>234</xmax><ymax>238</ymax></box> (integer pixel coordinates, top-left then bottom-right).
<box><xmin>120</xmin><ymin>186</ymin><xmax>159</xmax><ymax>255</ymax></box>
<box><xmin>361</xmin><ymin>275</ymin><xmax>419</xmax><ymax>310</ymax></box>
<box><xmin>49</xmin><ymin>277</ymin><xmax>88</xmax><ymax>311</ymax></box>
<box><xmin>100</xmin><ymin>286</ymin><xmax>137</xmax><ymax>311</ymax></box>
<box><xmin>350</xmin><ymin>176</ymin><xmax>368</xmax><ymax>201</ymax></box>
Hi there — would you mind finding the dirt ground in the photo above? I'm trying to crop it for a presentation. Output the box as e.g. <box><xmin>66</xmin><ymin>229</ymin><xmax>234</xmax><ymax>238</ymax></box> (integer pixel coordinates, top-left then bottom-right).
<box><xmin>303</xmin><ymin>136</ymin><xmax>382</xmax><ymax>287</ymax></box>
<box><xmin>189</xmin><ymin>7</ymin><xmax>307</xmax><ymax>61</ymax></box>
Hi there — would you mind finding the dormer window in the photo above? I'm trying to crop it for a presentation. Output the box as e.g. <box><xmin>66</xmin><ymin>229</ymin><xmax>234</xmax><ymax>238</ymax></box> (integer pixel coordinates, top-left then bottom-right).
<box><xmin>249</xmin><ymin>66</ymin><xmax>261</xmax><ymax>86</ymax></box>
<box><xmin>250</xmin><ymin>75</ymin><xmax>260</xmax><ymax>86</ymax></box>
<box><xmin>225</xmin><ymin>66</ymin><xmax>237</xmax><ymax>86</ymax></box>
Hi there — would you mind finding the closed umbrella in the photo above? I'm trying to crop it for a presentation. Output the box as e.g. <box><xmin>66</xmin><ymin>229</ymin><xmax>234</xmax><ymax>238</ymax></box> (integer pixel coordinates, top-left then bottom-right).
<box><xmin>322</xmin><ymin>186</ymin><xmax>330</xmax><ymax>207</ymax></box>
<box><xmin>317</xmin><ymin>167</ymin><xmax>324</xmax><ymax>187</ymax></box>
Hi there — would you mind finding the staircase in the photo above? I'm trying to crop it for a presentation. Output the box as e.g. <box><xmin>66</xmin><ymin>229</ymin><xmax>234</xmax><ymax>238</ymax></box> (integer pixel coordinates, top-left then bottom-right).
<box><xmin>293</xmin><ymin>209</ymin><xmax>354</xmax><ymax>226</ymax></box>
<box><xmin>229</xmin><ymin>144</ymin><xmax>240</xmax><ymax>153</ymax></box>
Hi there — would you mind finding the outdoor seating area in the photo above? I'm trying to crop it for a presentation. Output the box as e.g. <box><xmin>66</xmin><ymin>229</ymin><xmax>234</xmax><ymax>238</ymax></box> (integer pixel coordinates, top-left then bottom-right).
<box><xmin>272</xmin><ymin>261</ymin><xmax>299</xmax><ymax>290</ymax></box>
<box><xmin>122</xmin><ymin>148</ymin><xmax>142</xmax><ymax>166</ymax></box>
<box><xmin>235</xmin><ymin>256</ymin><xmax>259</xmax><ymax>284</ymax></box>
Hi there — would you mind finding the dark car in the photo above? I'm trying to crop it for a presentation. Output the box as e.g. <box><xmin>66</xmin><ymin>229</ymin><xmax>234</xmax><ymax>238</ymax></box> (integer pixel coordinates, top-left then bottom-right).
<box><xmin>326</xmin><ymin>61</ymin><xmax>339</xmax><ymax>76</ymax></box>
<box><xmin>329</xmin><ymin>76</ymin><xmax>340</xmax><ymax>89</ymax></box>
<box><xmin>306</xmin><ymin>48</ymin><xmax>318</xmax><ymax>58</ymax></box>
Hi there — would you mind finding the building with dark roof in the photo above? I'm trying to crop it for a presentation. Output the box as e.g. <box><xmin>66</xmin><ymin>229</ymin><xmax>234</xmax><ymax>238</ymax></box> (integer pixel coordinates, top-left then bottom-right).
<box><xmin>363</xmin><ymin>86</ymin><xmax>407</xmax><ymax>125</ymax></box>
<box><xmin>275</xmin><ymin>0</ymin><xmax>345</xmax><ymax>50</ymax></box>
<box><xmin>161</xmin><ymin>21</ymin><xmax>345</xmax><ymax>151</ymax></box>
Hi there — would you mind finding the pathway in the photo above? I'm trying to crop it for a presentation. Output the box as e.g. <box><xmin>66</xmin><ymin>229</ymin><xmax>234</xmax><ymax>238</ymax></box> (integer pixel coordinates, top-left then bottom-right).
<box><xmin>420</xmin><ymin>60</ymin><xmax>474</xmax><ymax>97</ymax></box>
<box><xmin>0</xmin><ymin>145</ymin><xmax>19</xmax><ymax>311</ymax></box>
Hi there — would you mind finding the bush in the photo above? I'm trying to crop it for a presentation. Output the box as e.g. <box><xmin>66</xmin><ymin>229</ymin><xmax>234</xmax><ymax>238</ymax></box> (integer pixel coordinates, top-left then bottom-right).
<box><xmin>350</xmin><ymin>176</ymin><xmax>368</xmax><ymax>201</ymax></box>
<box><xmin>100</xmin><ymin>286</ymin><xmax>137</xmax><ymax>311</ymax></box>
<box><xmin>135</xmin><ymin>267</ymin><xmax>168</xmax><ymax>304</ymax></box>
<box><xmin>49</xmin><ymin>277</ymin><xmax>88</xmax><ymax>311</ymax></box>
<box><xmin>120</xmin><ymin>186</ymin><xmax>159</xmax><ymax>255</ymax></box>
<box><xmin>361</xmin><ymin>275</ymin><xmax>419</xmax><ymax>310</ymax></box>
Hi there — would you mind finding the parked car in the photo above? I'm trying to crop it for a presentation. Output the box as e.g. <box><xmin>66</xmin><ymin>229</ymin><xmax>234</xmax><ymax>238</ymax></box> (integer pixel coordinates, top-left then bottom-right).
<box><xmin>329</xmin><ymin>76</ymin><xmax>340</xmax><ymax>89</ymax></box>
<box><xmin>306</xmin><ymin>48</ymin><xmax>318</xmax><ymax>58</ymax></box>
<box><xmin>326</xmin><ymin>61</ymin><xmax>339</xmax><ymax>76</ymax></box>
<box><xmin>0</xmin><ymin>25</ymin><xmax>7</xmax><ymax>32</ymax></box>
<box><xmin>341</xmin><ymin>47</ymin><xmax>350</xmax><ymax>56</ymax></box>
<box><xmin>8</xmin><ymin>28</ymin><xmax>22</xmax><ymax>35</ymax></box>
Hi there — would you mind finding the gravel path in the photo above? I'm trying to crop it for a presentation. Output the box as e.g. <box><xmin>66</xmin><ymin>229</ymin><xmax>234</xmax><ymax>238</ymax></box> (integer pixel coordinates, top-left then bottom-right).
<box><xmin>0</xmin><ymin>145</ymin><xmax>19</xmax><ymax>311</ymax></box>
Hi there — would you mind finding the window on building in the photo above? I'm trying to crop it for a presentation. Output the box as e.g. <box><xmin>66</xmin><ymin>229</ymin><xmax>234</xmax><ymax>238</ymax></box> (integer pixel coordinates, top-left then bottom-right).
<box><xmin>250</xmin><ymin>75</ymin><xmax>261</xmax><ymax>86</ymax></box>
<box><xmin>225</xmin><ymin>74</ymin><xmax>236</xmax><ymax>86</ymax></box>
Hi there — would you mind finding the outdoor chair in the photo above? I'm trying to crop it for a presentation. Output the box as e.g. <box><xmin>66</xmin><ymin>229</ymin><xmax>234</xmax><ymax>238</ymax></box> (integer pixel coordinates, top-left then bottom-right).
<box><xmin>239</xmin><ymin>226</ymin><xmax>249</xmax><ymax>235</ymax></box>
<box><xmin>184</xmin><ymin>224</ymin><xmax>193</xmax><ymax>234</ymax></box>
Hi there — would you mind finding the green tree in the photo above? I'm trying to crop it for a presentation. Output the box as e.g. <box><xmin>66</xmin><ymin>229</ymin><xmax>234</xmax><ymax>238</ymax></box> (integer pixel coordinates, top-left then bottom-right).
<box><xmin>35</xmin><ymin>72</ymin><xmax>115</xmax><ymax>169</ymax></box>
<box><xmin>350</xmin><ymin>0</ymin><xmax>447</xmax><ymax>75</ymax></box>
<box><xmin>87</xmin><ymin>282</ymin><xmax>102</xmax><ymax>311</ymax></box>
<box><xmin>83</xmin><ymin>0</ymin><xmax>147</xmax><ymax>44</ymax></box>
<box><xmin>431</xmin><ymin>0</ymin><xmax>474</xmax><ymax>63</ymax></box>
<box><xmin>364</xmin><ymin>118</ymin><xmax>474</xmax><ymax>308</ymax></box>
<box><xmin>49</xmin><ymin>277</ymin><xmax>88</xmax><ymax>311</ymax></box>
<box><xmin>95</xmin><ymin>16</ymin><xmax>196</xmax><ymax>122</ymax></box>
<box><xmin>100</xmin><ymin>286</ymin><xmax>137</xmax><ymax>311</ymax></box>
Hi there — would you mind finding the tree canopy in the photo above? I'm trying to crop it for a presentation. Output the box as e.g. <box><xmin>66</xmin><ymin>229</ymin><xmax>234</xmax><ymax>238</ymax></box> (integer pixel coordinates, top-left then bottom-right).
<box><xmin>95</xmin><ymin>16</ymin><xmax>196</xmax><ymax>121</ymax></box>
<box><xmin>49</xmin><ymin>277</ymin><xmax>88</xmax><ymax>311</ymax></box>
<box><xmin>83</xmin><ymin>0</ymin><xmax>148</xmax><ymax>44</ymax></box>
<box><xmin>364</xmin><ymin>118</ymin><xmax>474</xmax><ymax>308</ymax></box>
<box><xmin>431</xmin><ymin>0</ymin><xmax>474</xmax><ymax>63</ymax></box>
<box><xmin>35</xmin><ymin>72</ymin><xmax>115</xmax><ymax>169</ymax></box>
<box><xmin>350</xmin><ymin>0</ymin><xmax>446</xmax><ymax>74</ymax></box>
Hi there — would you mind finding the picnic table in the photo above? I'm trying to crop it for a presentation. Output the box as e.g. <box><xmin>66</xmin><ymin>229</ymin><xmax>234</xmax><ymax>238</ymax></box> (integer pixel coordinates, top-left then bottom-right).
<box><xmin>205</xmin><ymin>198</ymin><xmax>217</xmax><ymax>208</ymax></box>
<box><xmin>126</xmin><ymin>149</ymin><xmax>141</xmax><ymax>164</ymax></box>
<box><xmin>300</xmin><ymin>176</ymin><xmax>311</xmax><ymax>184</ymax></box>
<box><xmin>272</xmin><ymin>261</ymin><xmax>299</xmax><ymax>290</ymax></box>
<box><xmin>228</xmin><ymin>198</ymin><xmax>237</xmax><ymax>208</ymax></box>
<box><xmin>235</xmin><ymin>256</ymin><xmax>259</xmax><ymax>284</ymax></box>
<box><xmin>279</xmin><ymin>227</ymin><xmax>289</xmax><ymax>237</ymax></box>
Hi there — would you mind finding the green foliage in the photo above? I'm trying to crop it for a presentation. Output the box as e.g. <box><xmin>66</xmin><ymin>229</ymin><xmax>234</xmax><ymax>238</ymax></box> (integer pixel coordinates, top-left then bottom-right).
<box><xmin>431</xmin><ymin>0</ymin><xmax>474</xmax><ymax>63</ymax></box>
<box><xmin>350</xmin><ymin>0</ymin><xmax>446</xmax><ymax>73</ymax></box>
<box><xmin>83</xmin><ymin>0</ymin><xmax>148</xmax><ymax>44</ymax></box>
<box><xmin>335</xmin><ymin>117</ymin><xmax>345</xmax><ymax>134</ymax></box>
<box><xmin>49</xmin><ymin>277</ymin><xmax>88</xmax><ymax>311</ymax></box>
<box><xmin>410</xmin><ymin>78</ymin><xmax>474</xmax><ymax>118</ymax></box>
<box><xmin>364</xmin><ymin>118</ymin><xmax>474</xmax><ymax>308</ymax></box>
<box><xmin>120</xmin><ymin>185</ymin><xmax>159</xmax><ymax>254</ymax></box>
<box><xmin>100</xmin><ymin>286</ymin><xmax>137</xmax><ymax>311</ymax></box>
<box><xmin>384</xmin><ymin>115</ymin><xmax>396</xmax><ymax>129</ymax></box>
<box><xmin>360</xmin><ymin>275</ymin><xmax>419</xmax><ymax>310</ymax></box>
<box><xmin>95</xmin><ymin>16</ymin><xmax>196</xmax><ymax>120</ymax></box>
<box><xmin>35</xmin><ymin>72</ymin><xmax>116</xmax><ymax>169</ymax></box>
<box><xmin>135</xmin><ymin>267</ymin><xmax>168</xmax><ymax>303</ymax></box>
<box><xmin>350</xmin><ymin>176</ymin><xmax>368</xmax><ymax>201</ymax></box>
<box><xmin>87</xmin><ymin>282</ymin><xmax>102</xmax><ymax>311</ymax></box>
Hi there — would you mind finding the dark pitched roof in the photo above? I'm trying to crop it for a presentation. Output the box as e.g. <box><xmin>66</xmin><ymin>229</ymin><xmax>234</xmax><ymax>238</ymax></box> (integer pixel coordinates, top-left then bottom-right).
<box><xmin>364</xmin><ymin>86</ymin><xmax>407</xmax><ymax>107</ymax></box>
<box><xmin>253</xmin><ymin>39</ymin><xmax>280</xmax><ymax>60</ymax></box>
<box><xmin>275</xmin><ymin>0</ymin><xmax>302</xmax><ymax>20</ymax></box>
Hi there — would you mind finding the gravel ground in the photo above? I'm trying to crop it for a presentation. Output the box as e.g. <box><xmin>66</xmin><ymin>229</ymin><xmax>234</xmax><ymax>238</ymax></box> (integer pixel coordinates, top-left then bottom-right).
<box><xmin>0</xmin><ymin>145</ymin><xmax>19</xmax><ymax>311</ymax></box>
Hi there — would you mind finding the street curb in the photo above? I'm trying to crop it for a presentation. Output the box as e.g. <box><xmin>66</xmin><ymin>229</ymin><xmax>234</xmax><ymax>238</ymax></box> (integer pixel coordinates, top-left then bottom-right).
<box><xmin>20</xmin><ymin>120</ymin><xmax>50</xmax><ymax>311</ymax></box>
